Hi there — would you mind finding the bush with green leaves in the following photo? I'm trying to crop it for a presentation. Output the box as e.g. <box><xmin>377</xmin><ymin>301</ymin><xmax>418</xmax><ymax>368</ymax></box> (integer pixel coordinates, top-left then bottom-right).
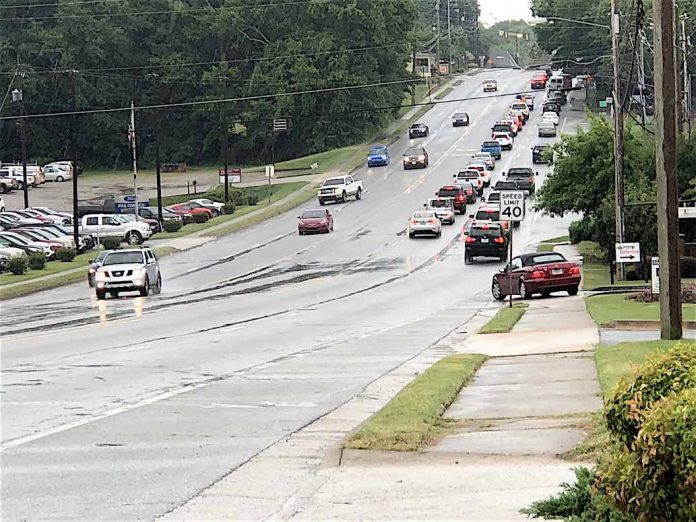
<box><xmin>7</xmin><ymin>256</ymin><xmax>28</xmax><ymax>275</ymax></box>
<box><xmin>247</xmin><ymin>194</ymin><xmax>259</xmax><ymax>206</ymax></box>
<box><xmin>682</xmin><ymin>256</ymin><xmax>696</xmax><ymax>278</ymax></box>
<box><xmin>222</xmin><ymin>203</ymin><xmax>235</xmax><ymax>215</ymax></box>
<box><xmin>569</xmin><ymin>219</ymin><xmax>595</xmax><ymax>245</ymax></box>
<box><xmin>193</xmin><ymin>213</ymin><xmax>209</xmax><ymax>223</ymax></box>
<box><xmin>604</xmin><ymin>343</ymin><xmax>696</xmax><ymax>448</ymax></box>
<box><xmin>27</xmin><ymin>252</ymin><xmax>46</xmax><ymax>270</ymax></box>
<box><xmin>56</xmin><ymin>247</ymin><xmax>77</xmax><ymax>262</ymax></box>
<box><xmin>163</xmin><ymin>219</ymin><xmax>183</xmax><ymax>233</ymax></box>
<box><xmin>102</xmin><ymin>237</ymin><xmax>121</xmax><ymax>250</ymax></box>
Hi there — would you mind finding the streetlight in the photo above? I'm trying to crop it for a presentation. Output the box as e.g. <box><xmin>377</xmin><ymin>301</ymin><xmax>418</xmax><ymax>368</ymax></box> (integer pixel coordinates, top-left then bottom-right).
<box><xmin>11</xmin><ymin>88</ymin><xmax>29</xmax><ymax>209</ymax></box>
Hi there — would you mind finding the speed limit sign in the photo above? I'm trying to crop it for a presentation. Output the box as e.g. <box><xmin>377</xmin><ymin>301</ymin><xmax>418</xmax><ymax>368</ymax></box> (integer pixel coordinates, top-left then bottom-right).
<box><xmin>500</xmin><ymin>191</ymin><xmax>526</xmax><ymax>222</ymax></box>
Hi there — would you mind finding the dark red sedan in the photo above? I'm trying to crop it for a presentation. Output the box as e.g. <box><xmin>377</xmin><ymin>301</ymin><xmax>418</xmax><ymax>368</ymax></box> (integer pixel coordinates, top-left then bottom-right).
<box><xmin>491</xmin><ymin>252</ymin><xmax>581</xmax><ymax>300</ymax></box>
<box><xmin>298</xmin><ymin>208</ymin><xmax>333</xmax><ymax>235</ymax></box>
<box><xmin>168</xmin><ymin>203</ymin><xmax>213</xmax><ymax>221</ymax></box>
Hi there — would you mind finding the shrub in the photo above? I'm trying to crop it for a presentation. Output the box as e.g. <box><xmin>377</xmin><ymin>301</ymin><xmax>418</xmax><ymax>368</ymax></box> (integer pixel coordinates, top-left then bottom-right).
<box><xmin>222</xmin><ymin>203</ymin><xmax>235</xmax><ymax>215</ymax></box>
<box><xmin>163</xmin><ymin>219</ymin><xmax>183</xmax><ymax>233</ymax></box>
<box><xmin>569</xmin><ymin>219</ymin><xmax>594</xmax><ymax>245</ymax></box>
<box><xmin>682</xmin><ymin>256</ymin><xmax>696</xmax><ymax>278</ymax></box>
<box><xmin>577</xmin><ymin>240</ymin><xmax>606</xmax><ymax>262</ymax></box>
<box><xmin>27</xmin><ymin>252</ymin><xmax>46</xmax><ymax>270</ymax></box>
<box><xmin>102</xmin><ymin>237</ymin><xmax>121</xmax><ymax>250</ymax></box>
<box><xmin>193</xmin><ymin>213</ymin><xmax>209</xmax><ymax>223</ymax></box>
<box><xmin>604</xmin><ymin>343</ymin><xmax>696</xmax><ymax>448</ymax></box>
<box><xmin>7</xmin><ymin>256</ymin><xmax>28</xmax><ymax>275</ymax></box>
<box><xmin>628</xmin><ymin>284</ymin><xmax>696</xmax><ymax>304</ymax></box>
<box><xmin>56</xmin><ymin>247</ymin><xmax>77</xmax><ymax>262</ymax></box>
<box><xmin>597</xmin><ymin>388</ymin><xmax>696</xmax><ymax>521</ymax></box>
<box><xmin>232</xmin><ymin>191</ymin><xmax>245</xmax><ymax>206</ymax></box>
<box><xmin>247</xmin><ymin>194</ymin><xmax>259</xmax><ymax>206</ymax></box>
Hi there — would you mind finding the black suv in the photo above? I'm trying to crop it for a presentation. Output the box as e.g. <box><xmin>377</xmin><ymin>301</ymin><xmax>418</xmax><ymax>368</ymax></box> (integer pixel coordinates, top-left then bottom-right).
<box><xmin>532</xmin><ymin>144</ymin><xmax>552</xmax><ymax>164</ymax></box>
<box><xmin>408</xmin><ymin>123</ymin><xmax>429</xmax><ymax>139</ymax></box>
<box><xmin>464</xmin><ymin>222</ymin><xmax>508</xmax><ymax>264</ymax></box>
<box><xmin>436</xmin><ymin>185</ymin><xmax>468</xmax><ymax>213</ymax></box>
<box><xmin>542</xmin><ymin>101</ymin><xmax>561</xmax><ymax>114</ymax></box>
<box><xmin>503</xmin><ymin>167</ymin><xmax>539</xmax><ymax>195</ymax></box>
<box><xmin>403</xmin><ymin>146</ymin><xmax>429</xmax><ymax>169</ymax></box>
<box><xmin>493</xmin><ymin>180</ymin><xmax>521</xmax><ymax>192</ymax></box>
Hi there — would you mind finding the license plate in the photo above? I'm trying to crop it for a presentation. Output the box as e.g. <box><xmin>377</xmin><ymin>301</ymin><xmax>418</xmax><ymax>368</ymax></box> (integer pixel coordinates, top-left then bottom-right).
<box><xmin>552</xmin><ymin>268</ymin><xmax>563</xmax><ymax>275</ymax></box>
<box><xmin>418</xmin><ymin>220</ymin><xmax>428</xmax><ymax>224</ymax></box>
<box><xmin>480</xmin><ymin>238</ymin><xmax>489</xmax><ymax>244</ymax></box>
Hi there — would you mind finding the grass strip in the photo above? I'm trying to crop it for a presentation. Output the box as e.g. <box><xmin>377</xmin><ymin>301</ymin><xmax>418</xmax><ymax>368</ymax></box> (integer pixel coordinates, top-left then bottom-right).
<box><xmin>542</xmin><ymin>235</ymin><xmax>570</xmax><ymax>244</ymax></box>
<box><xmin>345</xmin><ymin>354</ymin><xmax>487</xmax><ymax>451</ymax></box>
<box><xmin>434</xmin><ymin>86</ymin><xmax>455</xmax><ymax>100</ymax></box>
<box><xmin>478</xmin><ymin>303</ymin><xmax>529</xmax><ymax>334</ymax></box>
<box><xmin>585</xmin><ymin>293</ymin><xmax>696</xmax><ymax>327</ymax></box>
<box><xmin>537</xmin><ymin>243</ymin><xmax>555</xmax><ymax>252</ymax></box>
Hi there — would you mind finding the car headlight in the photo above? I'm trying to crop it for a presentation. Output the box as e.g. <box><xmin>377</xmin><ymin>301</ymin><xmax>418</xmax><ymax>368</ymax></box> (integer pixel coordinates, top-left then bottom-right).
<box><xmin>95</xmin><ymin>271</ymin><xmax>107</xmax><ymax>281</ymax></box>
<box><xmin>417</xmin><ymin>155</ymin><xmax>425</xmax><ymax>161</ymax></box>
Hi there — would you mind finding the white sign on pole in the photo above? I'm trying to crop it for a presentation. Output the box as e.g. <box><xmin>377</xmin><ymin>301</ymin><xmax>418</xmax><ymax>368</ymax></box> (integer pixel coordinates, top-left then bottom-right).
<box><xmin>678</xmin><ymin>206</ymin><xmax>696</xmax><ymax>219</ymax></box>
<box><xmin>265</xmin><ymin>165</ymin><xmax>275</xmax><ymax>178</ymax></box>
<box><xmin>500</xmin><ymin>191</ymin><xmax>526</xmax><ymax>222</ymax></box>
<box><xmin>651</xmin><ymin>256</ymin><xmax>660</xmax><ymax>294</ymax></box>
<box><xmin>615</xmin><ymin>242</ymin><xmax>640</xmax><ymax>263</ymax></box>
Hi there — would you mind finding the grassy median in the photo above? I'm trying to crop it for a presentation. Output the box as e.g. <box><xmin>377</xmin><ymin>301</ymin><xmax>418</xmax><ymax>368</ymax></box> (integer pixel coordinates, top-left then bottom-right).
<box><xmin>585</xmin><ymin>293</ymin><xmax>696</xmax><ymax>327</ymax></box>
<box><xmin>345</xmin><ymin>354</ymin><xmax>487</xmax><ymax>451</ymax></box>
<box><xmin>478</xmin><ymin>303</ymin><xmax>529</xmax><ymax>334</ymax></box>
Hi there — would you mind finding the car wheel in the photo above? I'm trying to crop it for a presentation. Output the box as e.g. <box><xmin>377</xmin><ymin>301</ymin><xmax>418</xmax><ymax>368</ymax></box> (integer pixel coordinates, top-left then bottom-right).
<box><xmin>212</xmin><ymin>210</ymin><xmax>220</xmax><ymax>217</ymax></box>
<box><xmin>540</xmin><ymin>290</ymin><xmax>551</xmax><ymax>298</ymax></box>
<box><xmin>88</xmin><ymin>275</ymin><xmax>94</xmax><ymax>288</ymax></box>
<box><xmin>568</xmin><ymin>285</ymin><xmax>579</xmax><ymax>296</ymax></box>
<box><xmin>153</xmin><ymin>274</ymin><xmax>162</xmax><ymax>295</ymax></box>
<box><xmin>0</xmin><ymin>185</ymin><xmax>6</xmax><ymax>194</ymax></box>
<box><xmin>465</xmin><ymin>252</ymin><xmax>472</xmax><ymax>265</ymax></box>
<box><xmin>492</xmin><ymin>279</ymin><xmax>505</xmax><ymax>300</ymax></box>
<box><xmin>139</xmin><ymin>277</ymin><xmax>150</xmax><ymax>297</ymax></box>
<box><xmin>341</xmin><ymin>191</ymin><xmax>347</xmax><ymax>203</ymax></box>
<box><xmin>519</xmin><ymin>279</ymin><xmax>531</xmax><ymax>299</ymax></box>
<box><xmin>355</xmin><ymin>188</ymin><xmax>362</xmax><ymax>200</ymax></box>
<box><xmin>56</xmin><ymin>176</ymin><xmax>64</xmax><ymax>182</ymax></box>
<box><xmin>318</xmin><ymin>199</ymin><xmax>325</xmax><ymax>206</ymax></box>
<box><xmin>408</xmin><ymin>232</ymin><xmax>415</xmax><ymax>238</ymax></box>
<box><xmin>127</xmin><ymin>231</ymin><xmax>142</xmax><ymax>245</ymax></box>
<box><xmin>436</xmin><ymin>230</ymin><xmax>441</xmax><ymax>238</ymax></box>
<box><xmin>96</xmin><ymin>289</ymin><xmax>106</xmax><ymax>300</ymax></box>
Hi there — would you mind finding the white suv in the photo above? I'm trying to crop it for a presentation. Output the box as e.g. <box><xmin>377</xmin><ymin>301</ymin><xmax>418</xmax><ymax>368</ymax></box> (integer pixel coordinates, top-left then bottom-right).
<box><xmin>94</xmin><ymin>248</ymin><xmax>161</xmax><ymax>299</ymax></box>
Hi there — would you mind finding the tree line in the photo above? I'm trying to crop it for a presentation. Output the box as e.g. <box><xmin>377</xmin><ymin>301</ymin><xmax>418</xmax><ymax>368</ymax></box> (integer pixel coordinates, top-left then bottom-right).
<box><xmin>0</xmin><ymin>0</ymin><xmax>446</xmax><ymax>170</ymax></box>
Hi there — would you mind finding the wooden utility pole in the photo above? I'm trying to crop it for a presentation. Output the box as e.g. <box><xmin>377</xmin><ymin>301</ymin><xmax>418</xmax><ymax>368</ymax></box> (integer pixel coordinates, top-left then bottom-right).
<box><xmin>653</xmin><ymin>0</ymin><xmax>683</xmax><ymax>339</ymax></box>
<box><xmin>436</xmin><ymin>0</ymin><xmax>441</xmax><ymax>73</ymax></box>
<box><xmin>611</xmin><ymin>0</ymin><xmax>626</xmax><ymax>280</ymax></box>
<box><xmin>680</xmin><ymin>17</ymin><xmax>691</xmax><ymax>135</ymax></box>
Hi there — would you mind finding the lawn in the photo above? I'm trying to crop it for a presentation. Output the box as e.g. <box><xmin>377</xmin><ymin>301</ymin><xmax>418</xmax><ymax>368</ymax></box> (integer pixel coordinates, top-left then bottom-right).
<box><xmin>345</xmin><ymin>354</ymin><xmax>487</xmax><ymax>451</ymax></box>
<box><xmin>595</xmin><ymin>340</ymin><xmax>696</xmax><ymax>397</ymax></box>
<box><xmin>434</xmin><ymin>86</ymin><xmax>455</xmax><ymax>100</ymax></box>
<box><xmin>478</xmin><ymin>303</ymin><xmax>528</xmax><ymax>334</ymax></box>
<box><xmin>585</xmin><ymin>292</ymin><xmax>696</xmax><ymax>326</ymax></box>
<box><xmin>398</xmin><ymin>81</ymin><xmax>429</xmax><ymax>117</ymax></box>
<box><xmin>274</xmin><ymin>146</ymin><xmax>364</xmax><ymax>175</ymax></box>
<box><xmin>0</xmin><ymin>250</ymin><xmax>95</xmax><ymax>287</ymax></box>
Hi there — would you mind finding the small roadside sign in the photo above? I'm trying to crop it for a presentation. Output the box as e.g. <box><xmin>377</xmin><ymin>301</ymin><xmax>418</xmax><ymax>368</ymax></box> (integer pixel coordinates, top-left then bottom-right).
<box><xmin>218</xmin><ymin>167</ymin><xmax>242</xmax><ymax>184</ymax></box>
<box><xmin>615</xmin><ymin>242</ymin><xmax>640</xmax><ymax>263</ymax></box>
<box><xmin>678</xmin><ymin>206</ymin><xmax>696</xmax><ymax>219</ymax></box>
<box><xmin>273</xmin><ymin>119</ymin><xmax>288</xmax><ymax>132</ymax></box>
<box><xmin>114</xmin><ymin>194</ymin><xmax>148</xmax><ymax>213</ymax></box>
<box><xmin>500</xmin><ymin>191</ymin><xmax>526</xmax><ymax>222</ymax></box>
<box><xmin>265</xmin><ymin>165</ymin><xmax>275</xmax><ymax>178</ymax></box>
<box><xmin>651</xmin><ymin>256</ymin><xmax>660</xmax><ymax>294</ymax></box>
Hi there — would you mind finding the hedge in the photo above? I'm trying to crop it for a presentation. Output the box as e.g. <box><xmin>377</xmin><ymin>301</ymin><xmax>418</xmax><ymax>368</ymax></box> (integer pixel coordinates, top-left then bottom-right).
<box><xmin>27</xmin><ymin>252</ymin><xmax>46</xmax><ymax>270</ymax></box>
<box><xmin>163</xmin><ymin>219</ymin><xmax>183</xmax><ymax>233</ymax></box>
<box><xmin>193</xmin><ymin>213</ymin><xmax>209</xmax><ymax>223</ymax></box>
<box><xmin>56</xmin><ymin>247</ymin><xmax>77</xmax><ymax>262</ymax></box>
<box><xmin>102</xmin><ymin>237</ymin><xmax>121</xmax><ymax>250</ymax></box>
<box><xmin>7</xmin><ymin>256</ymin><xmax>28</xmax><ymax>275</ymax></box>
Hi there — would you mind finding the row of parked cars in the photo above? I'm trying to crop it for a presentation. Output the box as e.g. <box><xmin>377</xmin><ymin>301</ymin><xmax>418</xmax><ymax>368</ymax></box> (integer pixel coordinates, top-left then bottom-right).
<box><xmin>0</xmin><ymin>161</ymin><xmax>78</xmax><ymax>194</ymax></box>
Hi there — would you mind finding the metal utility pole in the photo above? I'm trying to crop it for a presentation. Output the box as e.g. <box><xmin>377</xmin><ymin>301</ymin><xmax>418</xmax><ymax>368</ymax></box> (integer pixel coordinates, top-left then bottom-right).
<box><xmin>147</xmin><ymin>74</ymin><xmax>163</xmax><ymax>224</ymax></box>
<box><xmin>680</xmin><ymin>17</ymin><xmax>691</xmax><ymax>135</ymax></box>
<box><xmin>653</xmin><ymin>0</ymin><xmax>683</xmax><ymax>340</ymax></box>
<box><xmin>436</xmin><ymin>0</ymin><xmax>441</xmax><ymax>73</ymax></box>
<box><xmin>129</xmin><ymin>101</ymin><xmax>139</xmax><ymax>221</ymax></box>
<box><xmin>611</xmin><ymin>0</ymin><xmax>626</xmax><ymax>280</ymax></box>
<box><xmin>639</xmin><ymin>32</ymin><xmax>648</xmax><ymax>124</ymax></box>
<box><xmin>447</xmin><ymin>0</ymin><xmax>452</xmax><ymax>73</ymax></box>
<box><xmin>12</xmin><ymin>89</ymin><xmax>29</xmax><ymax>208</ymax></box>
<box><xmin>69</xmin><ymin>70</ymin><xmax>79</xmax><ymax>249</ymax></box>
<box><xmin>223</xmin><ymin>124</ymin><xmax>230</xmax><ymax>203</ymax></box>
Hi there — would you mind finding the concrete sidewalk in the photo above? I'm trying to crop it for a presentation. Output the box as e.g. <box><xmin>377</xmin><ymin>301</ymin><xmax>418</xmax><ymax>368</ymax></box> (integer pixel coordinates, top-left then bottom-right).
<box><xmin>162</xmin><ymin>294</ymin><xmax>602</xmax><ymax>520</ymax></box>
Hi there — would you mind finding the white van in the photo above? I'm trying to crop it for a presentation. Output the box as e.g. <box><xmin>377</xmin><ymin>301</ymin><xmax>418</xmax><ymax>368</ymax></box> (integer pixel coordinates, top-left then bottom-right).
<box><xmin>0</xmin><ymin>164</ymin><xmax>44</xmax><ymax>186</ymax></box>
<box><xmin>548</xmin><ymin>74</ymin><xmax>572</xmax><ymax>91</ymax></box>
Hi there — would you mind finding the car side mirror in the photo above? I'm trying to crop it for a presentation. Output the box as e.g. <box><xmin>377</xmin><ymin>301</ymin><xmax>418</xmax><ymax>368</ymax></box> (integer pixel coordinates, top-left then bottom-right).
<box><xmin>463</xmin><ymin>230</ymin><xmax>470</xmax><ymax>236</ymax></box>
<box><xmin>502</xmin><ymin>171</ymin><xmax>506</xmax><ymax>176</ymax></box>
<box><xmin>469</xmin><ymin>214</ymin><xmax>474</xmax><ymax>219</ymax></box>
<box><xmin>297</xmin><ymin>216</ymin><xmax>301</xmax><ymax>219</ymax></box>
<box><xmin>499</xmin><ymin>267</ymin><xmax>506</xmax><ymax>273</ymax></box>
<box><xmin>536</xmin><ymin>172</ymin><xmax>540</xmax><ymax>176</ymax></box>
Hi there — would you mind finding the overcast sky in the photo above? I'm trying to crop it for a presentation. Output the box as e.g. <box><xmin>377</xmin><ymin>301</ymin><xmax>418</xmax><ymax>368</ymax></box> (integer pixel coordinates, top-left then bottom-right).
<box><xmin>479</xmin><ymin>0</ymin><xmax>534</xmax><ymax>26</ymax></box>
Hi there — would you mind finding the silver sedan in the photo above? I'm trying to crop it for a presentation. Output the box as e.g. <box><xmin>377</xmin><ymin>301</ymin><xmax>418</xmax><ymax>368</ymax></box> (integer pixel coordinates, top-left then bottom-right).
<box><xmin>408</xmin><ymin>210</ymin><xmax>442</xmax><ymax>238</ymax></box>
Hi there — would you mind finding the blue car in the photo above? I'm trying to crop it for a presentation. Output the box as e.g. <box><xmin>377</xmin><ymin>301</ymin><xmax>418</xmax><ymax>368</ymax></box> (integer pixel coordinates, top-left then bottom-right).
<box><xmin>367</xmin><ymin>145</ymin><xmax>390</xmax><ymax>167</ymax></box>
<box><xmin>481</xmin><ymin>140</ymin><xmax>503</xmax><ymax>160</ymax></box>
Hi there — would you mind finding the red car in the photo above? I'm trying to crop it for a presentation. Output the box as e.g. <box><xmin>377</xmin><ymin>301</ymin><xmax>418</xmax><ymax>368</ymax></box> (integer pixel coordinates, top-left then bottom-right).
<box><xmin>168</xmin><ymin>203</ymin><xmax>213</xmax><ymax>221</ymax></box>
<box><xmin>531</xmin><ymin>74</ymin><xmax>547</xmax><ymax>90</ymax></box>
<box><xmin>298</xmin><ymin>208</ymin><xmax>333</xmax><ymax>235</ymax></box>
<box><xmin>492</xmin><ymin>252</ymin><xmax>581</xmax><ymax>300</ymax></box>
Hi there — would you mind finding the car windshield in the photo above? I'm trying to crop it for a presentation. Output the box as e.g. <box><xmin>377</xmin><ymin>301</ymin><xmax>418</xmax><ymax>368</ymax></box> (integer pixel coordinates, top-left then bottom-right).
<box><xmin>438</xmin><ymin>188</ymin><xmax>460</xmax><ymax>197</ymax></box>
<box><xmin>496</xmin><ymin>182</ymin><xmax>518</xmax><ymax>190</ymax></box>
<box><xmin>428</xmin><ymin>200</ymin><xmax>451</xmax><ymax>208</ymax></box>
<box><xmin>369</xmin><ymin>147</ymin><xmax>386</xmax><ymax>154</ymax></box>
<box><xmin>95</xmin><ymin>251</ymin><xmax>108</xmax><ymax>262</ymax></box>
<box><xmin>535</xmin><ymin>146</ymin><xmax>548</xmax><ymax>151</ymax></box>
<box><xmin>470</xmin><ymin>226</ymin><xmax>500</xmax><ymax>237</ymax></box>
<box><xmin>508</xmin><ymin>168</ymin><xmax>531</xmax><ymax>176</ymax></box>
<box><xmin>411</xmin><ymin>124</ymin><xmax>424</xmax><ymax>129</ymax></box>
<box><xmin>487</xmin><ymin>192</ymin><xmax>501</xmax><ymax>202</ymax></box>
<box><xmin>413</xmin><ymin>211</ymin><xmax>434</xmax><ymax>219</ymax></box>
<box><xmin>323</xmin><ymin>179</ymin><xmax>345</xmax><ymax>186</ymax></box>
<box><xmin>483</xmin><ymin>141</ymin><xmax>500</xmax><ymax>148</ymax></box>
<box><xmin>2</xmin><ymin>234</ymin><xmax>29</xmax><ymax>245</ymax></box>
<box><xmin>102</xmin><ymin>251</ymin><xmax>145</xmax><ymax>266</ymax></box>
<box><xmin>526</xmin><ymin>253</ymin><xmax>567</xmax><ymax>266</ymax></box>
<box><xmin>405</xmin><ymin>147</ymin><xmax>423</xmax><ymax>155</ymax></box>
<box><xmin>301</xmin><ymin>210</ymin><xmax>326</xmax><ymax>219</ymax></box>
<box><xmin>493</xmin><ymin>133</ymin><xmax>508</xmax><ymax>139</ymax></box>
<box><xmin>453</xmin><ymin>113</ymin><xmax>466</xmax><ymax>118</ymax></box>
<box><xmin>475</xmin><ymin>153</ymin><xmax>490</xmax><ymax>158</ymax></box>
<box><xmin>476</xmin><ymin>209</ymin><xmax>500</xmax><ymax>221</ymax></box>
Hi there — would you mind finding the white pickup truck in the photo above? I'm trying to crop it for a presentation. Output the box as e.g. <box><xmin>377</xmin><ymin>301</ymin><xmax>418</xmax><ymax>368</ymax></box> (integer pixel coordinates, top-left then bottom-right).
<box><xmin>317</xmin><ymin>175</ymin><xmax>363</xmax><ymax>205</ymax></box>
<box><xmin>79</xmin><ymin>214</ymin><xmax>152</xmax><ymax>245</ymax></box>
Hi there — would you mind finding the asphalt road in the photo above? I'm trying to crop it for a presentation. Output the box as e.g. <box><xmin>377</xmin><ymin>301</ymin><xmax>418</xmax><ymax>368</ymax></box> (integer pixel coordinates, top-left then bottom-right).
<box><xmin>1</xmin><ymin>69</ymin><xmax>586</xmax><ymax>521</ymax></box>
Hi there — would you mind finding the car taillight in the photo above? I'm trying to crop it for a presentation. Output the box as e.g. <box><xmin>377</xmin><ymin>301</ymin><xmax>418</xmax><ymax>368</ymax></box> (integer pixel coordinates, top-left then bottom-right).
<box><xmin>411</xmin><ymin>219</ymin><xmax>419</xmax><ymax>225</ymax></box>
<box><xmin>456</xmin><ymin>195</ymin><xmax>464</xmax><ymax>201</ymax></box>
<box><xmin>430</xmin><ymin>219</ymin><xmax>438</xmax><ymax>224</ymax></box>
<box><xmin>466</xmin><ymin>189</ymin><xmax>473</xmax><ymax>194</ymax></box>
<box><xmin>531</xmin><ymin>270</ymin><xmax>546</xmax><ymax>279</ymax></box>
<box><xmin>494</xmin><ymin>237</ymin><xmax>505</xmax><ymax>244</ymax></box>
<box><xmin>529</xmin><ymin>177</ymin><xmax>534</xmax><ymax>183</ymax></box>
<box><xmin>465</xmin><ymin>236</ymin><xmax>476</xmax><ymax>243</ymax></box>
<box><xmin>570</xmin><ymin>266</ymin><xmax>581</xmax><ymax>275</ymax></box>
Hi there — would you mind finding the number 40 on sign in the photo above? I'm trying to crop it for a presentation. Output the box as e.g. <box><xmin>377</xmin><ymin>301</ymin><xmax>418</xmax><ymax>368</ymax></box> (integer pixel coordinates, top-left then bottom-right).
<box><xmin>500</xmin><ymin>191</ymin><xmax>526</xmax><ymax>222</ymax></box>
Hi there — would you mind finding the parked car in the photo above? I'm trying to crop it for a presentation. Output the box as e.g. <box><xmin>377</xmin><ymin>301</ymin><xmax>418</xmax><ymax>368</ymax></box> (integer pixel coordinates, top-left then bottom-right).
<box><xmin>408</xmin><ymin>210</ymin><xmax>441</xmax><ymax>238</ymax></box>
<box><xmin>114</xmin><ymin>214</ymin><xmax>160</xmax><ymax>234</ymax></box>
<box><xmin>408</xmin><ymin>123</ymin><xmax>429</xmax><ymax>139</ymax></box>
<box><xmin>436</xmin><ymin>185</ymin><xmax>470</xmax><ymax>213</ymax></box>
<box><xmin>425</xmin><ymin>198</ymin><xmax>456</xmax><ymax>225</ymax></box>
<box><xmin>168</xmin><ymin>202</ymin><xmax>214</xmax><ymax>220</ymax></box>
<box><xmin>78</xmin><ymin>214</ymin><xmax>152</xmax><ymax>245</ymax></box>
<box><xmin>16</xmin><ymin>227</ymin><xmax>76</xmax><ymax>249</ymax></box>
<box><xmin>451</xmin><ymin>112</ymin><xmax>470</xmax><ymax>127</ymax></box>
<box><xmin>480</xmin><ymin>140</ymin><xmax>503</xmax><ymax>160</ymax></box>
<box><xmin>31</xmin><ymin>207</ymin><xmax>72</xmax><ymax>224</ymax></box>
<box><xmin>0</xmin><ymin>170</ymin><xmax>19</xmax><ymax>193</ymax></box>
<box><xmin>297</xmin><ymin>208</ymin><xmax>334</xmax><ymax>235</ymax></box>
<box><xmin>0</xmin><ymin>212</ymin><xmax>44</xmax><ymax>225</ymax></box>
<box><xmin>88</xmin><ymin>250</ymin><xmax>111</xmax><ymax>287</ymax></box>
<box><xmin>367</xmin><ymin>145</ymin><xmax>390</xmax><ymax>167</ymax></box>
<box><xmin>402</xmin><ymin>146</ymin><xmax>429</xmax><ymax>169</ymax></box>
<box><xmin>93</xmin><ymin>247</ymin><xmax>162</xmax><ymax>300</ymax></box>
<box><xmin>189</xmin><ymin>198</ymin><xmax>225</xmax><ymax>216</ymax></box>
<box><xmin>0</xmin><ymin>196</ymin><xmax>4</xmax><ymax>212</ymax></box>
<box><xmin>491</xmin><ymin>252</ymin><xmax>581</xmax><ymax>300</ymax></box>
<box><xmin>0</xmin><ymin>232</ymin><xmax>54</xmax><ymax>258</ymax></box>
<box><xmin>317</xmin><ymin>176</ymin><xmax>363</xmax><ymax>204</ymax></box>
<box><xmin>465</xmin><ymin>222</ymin><xmax>508</xmax><ymax>264</ymax></box>
<box><xmin>43</xmin><ymin>164</ymin><xmax>71</xmax><ymax>182</ymax></box>
<box><xmin>14</xmin><ymin>209</ymin><xmax>64</xmax><ymax>224</ymax></box>
<box><xmin>123</xmin><ymin>206</ymin><xmax>183</xmax><ymax>224</ymax></box>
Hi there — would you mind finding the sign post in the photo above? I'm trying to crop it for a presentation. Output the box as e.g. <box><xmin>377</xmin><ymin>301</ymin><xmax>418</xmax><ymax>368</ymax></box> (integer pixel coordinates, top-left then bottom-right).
<box><xmin>218</xmin><ymin>167</ymin><xmax>242</xmax><ymax>184</ymax></box>
<box><xmin>500</xmin><ymin>191</ymin><xmax>526</xmax><ymax>308</ymax></box>
<box><xmin>651</xmin><ymin>256</ymin><xmax>660</xmax><ymax>295</ymax></box>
